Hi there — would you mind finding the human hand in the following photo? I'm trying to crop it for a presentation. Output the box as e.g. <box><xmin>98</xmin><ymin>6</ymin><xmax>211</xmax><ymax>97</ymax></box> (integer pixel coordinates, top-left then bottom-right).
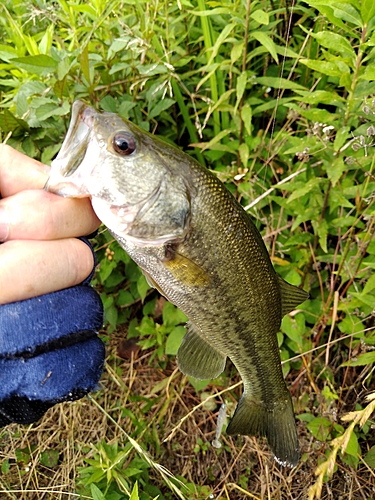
<box><xmin>0</xmin><ymin>144</ymin><xmax>105</xmax><ymax>426</ymax></box>
<box><xmin>0</xmin><ymin>144</ymin><xmax>101</xmax><ymax>304</ymax></box>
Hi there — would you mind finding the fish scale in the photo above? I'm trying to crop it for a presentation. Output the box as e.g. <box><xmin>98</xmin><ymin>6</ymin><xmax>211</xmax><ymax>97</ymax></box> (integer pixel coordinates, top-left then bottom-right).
<box><xmin>46</xmin><ymin>100</ymin><xmax>309</xmax><ymax>467</ymax></box>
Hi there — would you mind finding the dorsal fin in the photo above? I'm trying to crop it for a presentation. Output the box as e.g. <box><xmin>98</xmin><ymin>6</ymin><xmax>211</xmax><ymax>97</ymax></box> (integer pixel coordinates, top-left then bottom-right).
<box><xmin>277</xmin><ymin>275</ymin><xmax>309</xmax><ymax>316</ymax></box>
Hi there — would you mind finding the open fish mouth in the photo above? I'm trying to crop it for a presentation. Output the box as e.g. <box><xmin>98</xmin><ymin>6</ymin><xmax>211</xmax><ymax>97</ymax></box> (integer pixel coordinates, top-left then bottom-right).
<box><xmin>45</xmin><ymin>101</ymin><xmax>96</xmax><ymax>196</ymax></box>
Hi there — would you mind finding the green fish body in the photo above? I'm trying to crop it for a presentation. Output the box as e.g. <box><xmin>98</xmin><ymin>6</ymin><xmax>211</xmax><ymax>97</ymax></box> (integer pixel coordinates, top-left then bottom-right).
<box><xmin>47</xmin><ymin>101</ymin><xmax>309</xmax><ymax>467</ymax></box>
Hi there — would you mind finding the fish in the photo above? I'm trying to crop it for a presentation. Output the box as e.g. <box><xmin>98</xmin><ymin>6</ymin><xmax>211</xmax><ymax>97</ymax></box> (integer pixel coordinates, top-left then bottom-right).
<box><xmin>46</xmin><ymin>100</ymin><xmax>309</xmax><ymax>467</ymax></box>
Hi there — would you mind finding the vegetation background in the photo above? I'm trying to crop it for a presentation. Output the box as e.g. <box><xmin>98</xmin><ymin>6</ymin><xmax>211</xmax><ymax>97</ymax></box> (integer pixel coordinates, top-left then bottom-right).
<box><xmin>1</xmin><ymin>0</ymin><xmax>375</xmax><ymax>498</ymax></box>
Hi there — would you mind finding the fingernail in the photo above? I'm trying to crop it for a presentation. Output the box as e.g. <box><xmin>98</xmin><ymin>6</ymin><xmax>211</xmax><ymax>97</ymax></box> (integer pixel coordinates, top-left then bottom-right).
<box><xmin>0</xmin><ymin>205</ymin><xmax>9</xmax><ymax>242</ymax></box>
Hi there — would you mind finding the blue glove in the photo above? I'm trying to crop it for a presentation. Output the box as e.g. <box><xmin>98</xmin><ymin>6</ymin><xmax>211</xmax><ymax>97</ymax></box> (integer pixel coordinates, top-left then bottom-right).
<box><xmin>0</xmin><ymin>237</ymin><xmax>105</xmax><ymax>426</ymax></box>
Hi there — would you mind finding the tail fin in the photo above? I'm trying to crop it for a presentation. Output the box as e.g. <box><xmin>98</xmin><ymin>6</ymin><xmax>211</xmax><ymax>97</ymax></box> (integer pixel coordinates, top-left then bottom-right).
<box><xmin>226</xmin><ymin>393</ymin><xmax>299</xmax><ymax>467</ymax></box>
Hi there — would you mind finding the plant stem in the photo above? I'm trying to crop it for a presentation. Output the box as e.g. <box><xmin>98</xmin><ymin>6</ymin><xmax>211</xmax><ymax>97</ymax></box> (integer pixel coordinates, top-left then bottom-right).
<box><xmin>171</xmin><ymin>78</ymin><xmax>206</xmax><ymax>166</ymax></box>
<box><xmin>237</xmin><ymin>0</ymin><xmax>251</xmax><ymax>168</ymax></box>
<box><xmin>197</xmin><ymin>0</ymin><xmax>221</xmax><ymax>137</ymax></box>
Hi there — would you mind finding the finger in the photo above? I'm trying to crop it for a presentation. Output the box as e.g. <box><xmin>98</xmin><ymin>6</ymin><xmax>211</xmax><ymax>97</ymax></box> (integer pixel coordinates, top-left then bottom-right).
<box><xmin>0</xmin><ymin>144</ymin><xmax>50</xmax><ymax>196</ymax></box>
<box><xmin>0</xmin><ymin>190</ymin><xmax>101</xmax><ymax>242</ymax></box>
<box><xmin>0</xmin><ymin>239</ymin><xmax>95</xmax><ymax>305</ymax></box>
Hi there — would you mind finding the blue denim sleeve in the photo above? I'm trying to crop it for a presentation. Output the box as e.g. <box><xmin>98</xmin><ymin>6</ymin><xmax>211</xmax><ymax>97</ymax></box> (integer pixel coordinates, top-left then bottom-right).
<box><xmin>0</xmin><ymin>237</ymin><xmax>105</xmax><ymax>426</ymax></box>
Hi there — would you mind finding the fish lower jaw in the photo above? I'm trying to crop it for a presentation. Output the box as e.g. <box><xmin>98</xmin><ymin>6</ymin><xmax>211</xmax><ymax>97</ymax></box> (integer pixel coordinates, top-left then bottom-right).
<box><xmin>45</xmin><ymin>179</ymin><xmax>89</xmax><ymax>198</ymax></box>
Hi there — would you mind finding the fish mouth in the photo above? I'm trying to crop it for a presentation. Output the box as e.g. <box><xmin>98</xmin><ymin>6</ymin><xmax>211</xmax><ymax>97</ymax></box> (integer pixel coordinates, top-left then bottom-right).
<box><xmin>45</xmin><ymin>100</ymin><xmax>96</xmax><ymax>196</ymax></box>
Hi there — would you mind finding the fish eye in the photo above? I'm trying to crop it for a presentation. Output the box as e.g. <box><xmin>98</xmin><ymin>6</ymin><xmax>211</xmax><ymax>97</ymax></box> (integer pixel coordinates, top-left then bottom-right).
<box><xmin>113</xmin><ymin>132</ymin><xmax>136</xmax><ymax>155</ymax></box>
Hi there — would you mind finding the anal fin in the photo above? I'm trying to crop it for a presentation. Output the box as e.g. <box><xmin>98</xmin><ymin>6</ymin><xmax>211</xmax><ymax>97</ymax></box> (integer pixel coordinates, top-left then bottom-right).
<box><xmin>177</xmin><ymin>322</ymin><xmax>226</xmax><ymax>380</ymax></box>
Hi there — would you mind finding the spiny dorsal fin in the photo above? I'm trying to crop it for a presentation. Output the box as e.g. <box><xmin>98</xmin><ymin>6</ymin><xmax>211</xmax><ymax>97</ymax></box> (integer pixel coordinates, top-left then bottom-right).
<box><xmin>277</xmin><ymin>274</ymin><xmax>309</xmax><ymax>317</ymax></box>
<box><xmin>177</xmin><ymin>322</ymin><xmax>226</xmax><ymax>380</ymax></box>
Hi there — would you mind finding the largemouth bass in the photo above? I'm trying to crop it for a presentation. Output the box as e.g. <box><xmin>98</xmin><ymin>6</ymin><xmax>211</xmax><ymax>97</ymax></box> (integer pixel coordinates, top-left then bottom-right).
<box><xmin>46</xmin><ymin>101</ymin><xmax>309</xmax><ymax>467</ymax></box>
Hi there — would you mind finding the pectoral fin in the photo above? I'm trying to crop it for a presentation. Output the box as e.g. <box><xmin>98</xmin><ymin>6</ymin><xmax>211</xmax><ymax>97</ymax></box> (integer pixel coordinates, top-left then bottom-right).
<box><xmin>163</xmin><ymin>247</ymin><xmax>210</xmax><ymax>287</ymax></box>
<box><xmin>142</xmin><ymin>271</ymin><xmax>163</xmax><ymax>293</ymax></box>
<box><xmin>277</xmin><ymin>275</ymin><xmax>309</xmax><ymax>316</ymax></box>
<box><xmin>177</xmin><ymin>322</ymin><xmax>226</xmax><ymax>380</ymax></box>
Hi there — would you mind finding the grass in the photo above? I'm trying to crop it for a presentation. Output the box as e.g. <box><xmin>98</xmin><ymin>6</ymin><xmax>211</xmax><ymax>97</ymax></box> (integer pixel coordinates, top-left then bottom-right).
<box><xmin>1</xmin><ymin>0</ymin><xmax>375</xmax><ymax>498</ymax></box>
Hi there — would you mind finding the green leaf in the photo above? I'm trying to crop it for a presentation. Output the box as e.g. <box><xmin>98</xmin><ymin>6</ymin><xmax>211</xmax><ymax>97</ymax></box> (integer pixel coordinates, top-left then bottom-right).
<box><xmin>342</xmin><ymin>351</ymin><xmax>375</xmax><ymax>367</ymax></box>
<box><xmin>0</xmin><ymin>110</ymin><xmax>30</xmax><ymax>133</ymax></box>
<box><xmin>238</xmin><ymin>142</ymin><xmax>249</xmax><ymax>167</ymax></box>
<box><xmin>108</xmin><ymin>37</ymin><xmax>129</xmax><ymax>59</ymax></box>
<box><xmin>0</xmin><ymin>44</ymin><xmax>19</xmax><ymax>62</ymax></box>
<box><xmin>302</xmin><ymin>1</ymin><xmax>351</xmax><ymax>33</ymax></box>
<box><xmin>333</xmin><ymin>126</ymin><xmax>350</xmax><ymax>152</ymax></box>
<box><xmin>80</xmin><ymin>44</ymin><xmax>90</xmax><ymax>84</ymax></box>
<box><xmin>16</xmin><ymin>92</ymin><xmax>29</xmax><ymax>117</ymax></box>
<box><xmin>313</xmin><ymin>31</ymin><xmax>355</xmax><ymax>58</ymax></box>
<box><xmin>306</xmin><ymin>417</ymin><xmax>332</xmax><ymax>442</ymax></box>
<box><xmin>12</xmin><ymin>55</ymin><xmax>58</xmax><ymax>75</ymax></box>
<box><xmin>231</xmin><ymin>42</ymin><xmax>243</xmax><ymax>64</ymax></box>
<box><xmin>162</xmin><ymin>301</ymin><xmax>187</xmax><ymax>327</ymax></box>
<box><xmin>136</xmin><ymin>274</ymin><xmax>150</xmax><ymax>301</ymax></box>
<box><xmin>294</xmin><ymin>90</ymin><xmax>344</xmax><ymax>105</ymax></box>
<box><xmin>41</xmin><ymin>144</ymin><xmax>62</xmax><ymax>165</ymax></box>
<box><xmin>104</xmin><ymin>301</ymin><xmax>118</xmax><ymax>329</ymax></box>
<box><xmin>117</xmin><ymin>290</ymin><xmax>134</xmax><ymax>307</ymax></box>
<box><xmin>91</xmin><ymin>484</ymin><xmax>106</xmax><ymax>500</ymax></box>
<box><xmin>165</xmin><ymin>326</ymin><xmax>186</xmax><ymax>355</ymax></box>
<box><xmin>234</xmin><ymin>71</ymin><xmax>247</xmax><ymax>113</ymax></box>
<box><xmin>207</xmin><ymin>22</ymin><xmax>236</xmax><ymax>65</ymax></box>
<box><xmin>321</xmin><ymin>385</ymin><xmax>339</xmax><ymax>401</ymax></box>
<box><xmin>1</xmin><ymin>460</ymin><xmax>10</xmax><ymax>474</ymax></box>
<box><xmin>194</xmin><ymin>128</ymin><xmax>233</xmax><ymax>152</ymax></box>
<box><xmin>326</xmin><ymin>157</ymin><xmax>347</xmax><ymax>186</ymax></box>
<box><xmin>359</xmin><ymin>66</ymin><xmax>375</xmax><ymax>81</ymax></box>
<box><xmin>189</xmin><ymin>7</ymin><xmax>232</xmax><ymax>16</ymax></box>
<box><xmin>349</xmin><ymin>291</ymin><xmax>375</xmax><ymax>308</ymax></box>
<box><xmin>361</xmin><ymin>0</ymin><xmax>375</xmax><ymax>23</ymax></box>
<box><xmin>118</xmin><ymin>100</ymin><xmax>137</xmax><ymax>119</ymax></box>
<box><xmin>40</xmin><ymin>449</ymin><xmax>59</xmax><ymax>467</ymax></box>
<box><xmin>299</xmin><ymin>59</ymin><xmax>342</xmax><ymax>77</ymax></box>
<box><xmin>252</xmin><ymin>97</ymin><xmax>295</xmax><ymax>115</ymax></box>
<box><xmin>241</xmin><ymin>104</ymin><xmax>252</xmax><ymax>136</ymax></box>
<box><xmin>149</xmin><ymin>98</ymin><xmax>175</xmax><ymax>119</ymax></box>
<box><xmin>138</xmin><ymin>63</ymin><xmax>168</xmax><ymax>76</ymax></box>
<box><xmin>100</xmin><ymin>95</ymin><xmax>117</xmax><ymax>113</ymax></box>
<box><xmin>98</xmin><ymin>259</ymin><xmax>117</xmax><ymax>282</ymax></box>
<box><xmin>286</xmin><ymin>103</ymin><xmax>337</xmax><ymax>123</ymax></box>
<box><xmin>343</xmin><ymin>430</ymin><xmax>359</xmax><ymax>457</ymax></box>
<box><xmin>362</xmin><ymin>273</ymin><xmax>375</xmax><ymax>294</ymax></box>
<box><xmin>333</xmin><ymin>3</ymin><xmax>362</xmax><ymax>27</ymax></box>
<box><xmin>364</xmin><ymin>446</ymin><xmax>375</xmax><ymax>468</ymax></box>
<box><xmin>137</xmin><ymin>316</ymin><xmax>156</xmax><ymax>336</ymax></box>
<box><xmin>250</xmin><ymin>9</ymin><xmax>269</xmax><ymax>25</ymax></box>
<box><xmin>287</xmin><ymin>178</ymin><xmax>322</xmax><ymax>202</ymax></box>
<box><xmin>255</xmin><ymin>76</ymin><xmax>306</xmax><ymax>90</ymax></box>
<box><xmin>38</xmin><ymin>24</ymin><xmax>54</xmax><ymax>55</ymax></box>
<box><xmin>312</xmin><ymin>218</ymin><xmax>328</xmax><ymax>253</ymax></box>
<box><xmin>251</xmin><ymin>32</ymin><xmax>278</xmax><ymax>64</ymax></box>
<box><xmin>281</xmin><ymin>314</ymin><xmax>305</xmax><ymax>349</ymax></box>
<box><xmin>35</xmin><ymin>101</ymin><xmax>70</xmax><ymax>121</ymax></box>
<box><xmin>188</xmin><ymin>377</ymin><xmax>210</xmax><ymax>392</ymax></box>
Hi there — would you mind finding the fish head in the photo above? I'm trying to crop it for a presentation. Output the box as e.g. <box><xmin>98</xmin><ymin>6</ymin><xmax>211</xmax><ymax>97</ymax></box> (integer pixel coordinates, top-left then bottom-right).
<box><xmin>46</xmin><ymin>100</ymin><xmax>191</xmax><ymax>245</ymax></box>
